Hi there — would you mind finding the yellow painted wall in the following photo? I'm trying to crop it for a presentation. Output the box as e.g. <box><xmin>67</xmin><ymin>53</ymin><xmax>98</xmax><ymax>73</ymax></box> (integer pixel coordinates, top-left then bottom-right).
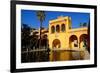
<box><xmin>48</xmin><ymin>16</ymin><xmax>88</xmax><ymax>61</ymax></box>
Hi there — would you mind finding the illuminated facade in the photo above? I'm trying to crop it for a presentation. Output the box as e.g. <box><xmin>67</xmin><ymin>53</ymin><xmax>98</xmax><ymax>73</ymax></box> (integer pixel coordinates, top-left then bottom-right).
<box><xmin>48</xmin><ymin>16</ymin><xmax>90</xmax><ymax>61</ymax></box>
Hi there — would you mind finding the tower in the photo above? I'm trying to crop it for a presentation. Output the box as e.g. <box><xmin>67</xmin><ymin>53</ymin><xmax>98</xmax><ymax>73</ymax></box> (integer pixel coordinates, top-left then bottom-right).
<box><xmin>48</xmin><ymin>16</ymin><xmax>72</xmax><ymax>61</ymax></box>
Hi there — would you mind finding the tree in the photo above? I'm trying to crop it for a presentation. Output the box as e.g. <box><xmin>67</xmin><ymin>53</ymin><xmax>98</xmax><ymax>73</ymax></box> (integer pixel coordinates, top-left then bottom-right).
<box><xmin>83</xmin><ymin>22</ymin><xmax>87</xmax><ymax>27</ymax></box>
<box><xmin>80</xmin><ymin>23</ymin><xmax>83</xmax><ymax>27</ymax></box>
<box><xmin>36</xmin><ymin>11</ymin><xmax>46</xmax><ymax>49</ymax></box>
<box><xmin>80</xmin><ymin>22</ymin><xmax>87</xmax><ymax>27</ymax></box>
<box><xmin>21</xmin><ymin>24</ymin><xmax>31</xmax><ymax>62</ymax></box>
<box><xmin>36</xmin><ymin>11</ymin><xmax>50</xmax><ymax>61</ymax></box>
<box><xmin>21</xmin><ymin>24</ymin><xmax>31</xmax><ymax>50</ymax></box>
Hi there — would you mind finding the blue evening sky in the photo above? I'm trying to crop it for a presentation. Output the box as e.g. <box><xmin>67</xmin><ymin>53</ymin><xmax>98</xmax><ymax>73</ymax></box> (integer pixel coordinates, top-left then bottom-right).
<box><xmin>21</xmin><ymin>10</ymin><xmax>90</xmax><ymax>29</ymax></box>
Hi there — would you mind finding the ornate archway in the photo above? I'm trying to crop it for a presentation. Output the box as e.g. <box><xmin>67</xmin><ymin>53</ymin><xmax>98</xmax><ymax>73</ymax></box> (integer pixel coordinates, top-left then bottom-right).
<box><xmin>69</xmin><ymin>35</ymin><xmax>78</xmax><ymax>49</ymax></box>
<box><xmin>52</xmin><ymin>39</ymin><xmax>61</xmax><ymax>61</ymax></box>
<box><xmin>79</xmin><ymin>34</ymin><xmax>89</xmax><ymax>51</ymax></box>
<box><xmin>52</xmin><ymin>39</ymin><xmax>61</xmax><ymax>49</ymax></box>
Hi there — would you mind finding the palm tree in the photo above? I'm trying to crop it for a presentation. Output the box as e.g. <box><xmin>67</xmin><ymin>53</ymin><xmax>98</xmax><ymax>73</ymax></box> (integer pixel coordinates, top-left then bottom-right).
<box><xmin>36</xmin><ymin>11</ymin><xmax>46</xmax><ymax>61</ymax></box>
<box><xmin>36</xmin><ymin>11</ymin><xmax>46</xmax><ymax>49</ymax></box>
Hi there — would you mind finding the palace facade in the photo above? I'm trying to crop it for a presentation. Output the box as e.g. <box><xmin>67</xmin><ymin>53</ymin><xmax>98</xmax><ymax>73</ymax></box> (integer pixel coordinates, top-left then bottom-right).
<box><xmin>48</xmin><ymin>16</ymin><xmax>90</xmax><ymax>61</ymax></box>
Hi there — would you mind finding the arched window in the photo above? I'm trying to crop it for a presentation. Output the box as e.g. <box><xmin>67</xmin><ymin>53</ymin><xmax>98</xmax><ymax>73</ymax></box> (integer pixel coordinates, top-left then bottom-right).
<box><xmin>61</xmin><ymin>24</ymin><xmax>65</xmax><ymax>32</ymax></box>
<box><xmin>51</xmin><ymin>26</ymin><xmax>55</xmax><ymax>33</ymax></box>
<box><xmin>56</xmin><ymin>25</ymin><xmax>60</xmax><ymax>32</ymax></box>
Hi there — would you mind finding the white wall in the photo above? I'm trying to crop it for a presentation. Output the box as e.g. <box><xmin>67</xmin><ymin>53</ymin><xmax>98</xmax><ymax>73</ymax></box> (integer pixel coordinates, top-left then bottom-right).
<box><xmin>0</xmin><ymin>0</ymin><xmax>99</xmax><ymax>73</ymax></box>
